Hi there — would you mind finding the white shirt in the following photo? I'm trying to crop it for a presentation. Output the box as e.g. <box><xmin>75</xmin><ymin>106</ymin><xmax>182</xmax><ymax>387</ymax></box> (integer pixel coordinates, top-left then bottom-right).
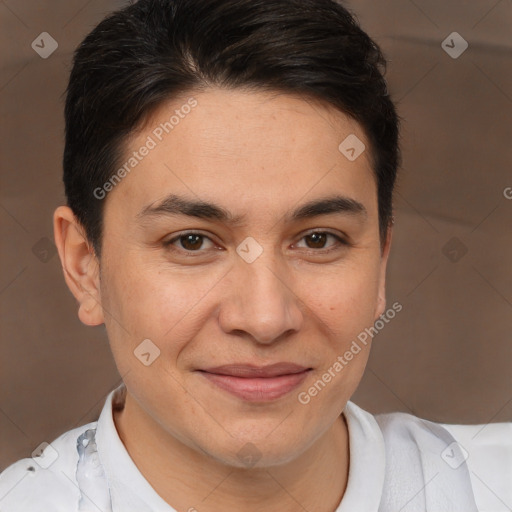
<box><xmin>0</xmin><ymin>383</ymin><xmax>510</xmax><ymax>511</ymax></box>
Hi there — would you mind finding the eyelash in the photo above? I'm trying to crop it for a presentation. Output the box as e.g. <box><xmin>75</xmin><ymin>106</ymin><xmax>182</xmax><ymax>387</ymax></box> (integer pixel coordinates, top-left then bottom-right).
<box><xmin>162</xmin><ymin>230</ymin><xmax>349</xmax><ymax>256</ymax></box>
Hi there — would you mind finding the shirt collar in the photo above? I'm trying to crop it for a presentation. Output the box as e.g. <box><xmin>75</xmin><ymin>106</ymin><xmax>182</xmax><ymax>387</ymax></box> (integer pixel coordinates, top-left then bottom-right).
<box><xmin>95</xmin><ymin>383</ymin><xmax>176</xmax><ymax>511</ymax></box>
<box><xmin>94</xmin><ymin>383</ymin><xmax>386</xmax><ymax>512</ymax></box>
<box><xmin>337</xmin><ymin>400</ymin><xmax>386</xmax><ymax>511</ymax></box>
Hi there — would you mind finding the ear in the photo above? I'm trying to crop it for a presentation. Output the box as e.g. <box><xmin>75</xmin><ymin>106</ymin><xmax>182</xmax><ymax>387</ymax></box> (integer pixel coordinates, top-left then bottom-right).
<box><xmin>53</xmin><ymin>206</ymin><xmax>104</xmax><ymax>326</ymax></box>
<box><xmin>374</xmin><ymin>223</ymin><xmax>393</xmax><ymax>320</ymax></box>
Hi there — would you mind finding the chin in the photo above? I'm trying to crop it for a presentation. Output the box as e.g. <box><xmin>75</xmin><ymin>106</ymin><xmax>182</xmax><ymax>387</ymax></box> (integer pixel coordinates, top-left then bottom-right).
<box><xmin>209</xmin><ymin>433</ymin><xmax>308</xmax><ymax>470</ymax></box>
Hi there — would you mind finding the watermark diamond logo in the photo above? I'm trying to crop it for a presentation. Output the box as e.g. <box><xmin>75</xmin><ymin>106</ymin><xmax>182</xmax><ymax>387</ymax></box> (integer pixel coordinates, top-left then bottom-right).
<box><xmin>441</xmin><ymin>441</ymin><xmax>469</xmax><ymax>469</ymax></box>
<box><xmin>338</xmin><ymin>134</ymin><xmax>365</xmax><ymax>161</ymax></box>
<box><xmin>32</xmin><ymin>237</ymin><xmax>57</xmax><ymax>263</ymax></box>
<box><xmin>31</xmin><ymin>32</ymin><xmax>58</xmax><ymax>59</ymax></box>
<box><xmin>442</xmin><ymin>32</ymin><xmax>468</xmax><ymax>59</ymax></box>
<box><xmin>237</xmin><ymin>442</ymin><xmax>262</xmax><ymax>468</ymax></box>
<box><xmin>236</xmin><ymin>237</ymin><xmax>263</xmax><ymax>263</ymax></box>
<box><xmin>442</xmin><ymin>237</ymin><xmax>468</xmax><ymax>263</ymax></box>
<box><xmin>134</xmin><ymin>338</ymin><xmax>161</xmax><ymax>366</ymax></box>
<box><xmin>31</xmin><ymin>442</ymin><xmax>58</xmax><ymax>469</ymax></box>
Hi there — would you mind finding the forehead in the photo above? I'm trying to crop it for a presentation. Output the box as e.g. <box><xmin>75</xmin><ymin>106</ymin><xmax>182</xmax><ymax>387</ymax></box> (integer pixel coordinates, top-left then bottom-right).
<box><xmin>138</xmin><ymin>87</ymin><xmax>370</xmax><ymax>159</ymax></box>
<box><xmin>108</xmin><ymin>87</ymin><xmax>377</xmax><ymax>222</ymax></box>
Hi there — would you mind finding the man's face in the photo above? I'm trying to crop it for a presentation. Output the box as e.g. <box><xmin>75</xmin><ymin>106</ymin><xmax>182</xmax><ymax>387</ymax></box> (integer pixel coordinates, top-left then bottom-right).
<box><xmin>92</xmin><ymin>88</ymin><xmax>390</xmax><ymax>467</ymax></box>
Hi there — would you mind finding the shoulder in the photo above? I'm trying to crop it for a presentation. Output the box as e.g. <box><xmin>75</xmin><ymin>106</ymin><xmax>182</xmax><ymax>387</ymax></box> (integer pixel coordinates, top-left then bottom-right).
<box><xmin>0</xmin><ymin>421</ymin><xmax>97</xmax><ymax>511</ymax></box>
<box><xmin>374</xmin><ymin>408</ymin><xmax>466</xmax><ymax>457</ymax></box>
<box><xmin>375</xmin><ymin>408</ymin><xmax>512</xmax><ymax>472</ymax></box>
<box><xmin>439</xmin><ymin>420</ymin><xmax>512</xmax><ymax>511</ymax></box>
<box><xmin>375</xmin><ymin>408</ymin><xmax>512</xmax><ymax>511</ymax></box>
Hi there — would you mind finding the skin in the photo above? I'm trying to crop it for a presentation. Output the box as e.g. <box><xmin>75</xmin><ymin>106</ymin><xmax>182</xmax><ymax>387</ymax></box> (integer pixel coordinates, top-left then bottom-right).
<box><xmin>54</xmin><ymin>87</ymin><xmax>392</xmax><ymax>512</ymax></box>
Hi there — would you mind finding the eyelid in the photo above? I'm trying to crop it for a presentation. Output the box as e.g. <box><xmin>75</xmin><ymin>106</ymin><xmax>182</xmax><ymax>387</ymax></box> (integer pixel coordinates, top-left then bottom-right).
<box><xmin>298</xmin><ymin>227</ymin><xmax>348</xmax><ymax>241</ymax></box>
<box><xmin>164</xmin><ymin>230</ymin><xmax>218</xmax><ymax>247</ymax></box>
<box><xmin>293</xmin><ymin>229</ymin><xmax>349</xmax><ymax>250</ymax></box>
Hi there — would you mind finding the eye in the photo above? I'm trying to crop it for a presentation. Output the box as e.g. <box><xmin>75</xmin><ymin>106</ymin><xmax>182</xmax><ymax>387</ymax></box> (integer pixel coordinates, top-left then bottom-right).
<box><xmin>163</xmin><ymin>230</ymin><xmax>348</xmax><ymax>256</ymax></box>
<box><xmin>163</xmin><ymin>232</ymin><xmax>216</xmax><ymax>253</ymax></box>
<box><xmin>295</xmin><ymin>231</ymin><xmax>348</xmax><ymax>252</ymax></box>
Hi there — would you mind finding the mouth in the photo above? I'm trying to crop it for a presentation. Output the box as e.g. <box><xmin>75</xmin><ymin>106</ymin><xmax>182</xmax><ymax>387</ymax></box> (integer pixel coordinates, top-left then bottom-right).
<box><xmin>196</xmin><ymin>363</ymin><xmax>313</xmax><ymax>402</ymax></box>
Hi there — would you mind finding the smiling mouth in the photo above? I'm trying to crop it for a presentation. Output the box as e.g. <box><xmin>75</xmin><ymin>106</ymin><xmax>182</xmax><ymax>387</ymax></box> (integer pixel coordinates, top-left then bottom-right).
<box><xmin>196</xmin><ymin>363</ymin><xmax>312</xmax><ymax>402</ymax></box>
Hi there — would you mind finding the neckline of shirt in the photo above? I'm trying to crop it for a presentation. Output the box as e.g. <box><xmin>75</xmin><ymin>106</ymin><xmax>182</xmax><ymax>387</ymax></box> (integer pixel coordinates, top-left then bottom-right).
<box><xmin>94</xmin><ymin>383</ymin><xmax>386</xmax><ymax>511</ymax></box>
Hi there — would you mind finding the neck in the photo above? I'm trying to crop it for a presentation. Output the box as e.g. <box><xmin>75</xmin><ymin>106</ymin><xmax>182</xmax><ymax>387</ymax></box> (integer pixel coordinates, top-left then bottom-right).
<box><xmin>114</xmin><ymin>394</ymin><xmax>350</xmax><ymax>512</ymax></box>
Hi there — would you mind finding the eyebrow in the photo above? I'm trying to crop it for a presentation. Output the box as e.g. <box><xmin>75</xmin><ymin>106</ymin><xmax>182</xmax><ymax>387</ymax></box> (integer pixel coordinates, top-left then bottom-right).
<box><xmin>137</xmin><ymin>193</ymin><xmax>367</xmax><ymax>225</ymax></box>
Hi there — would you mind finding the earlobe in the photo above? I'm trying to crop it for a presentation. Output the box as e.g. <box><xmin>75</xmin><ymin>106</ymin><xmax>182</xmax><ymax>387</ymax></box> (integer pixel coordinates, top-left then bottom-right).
<box><xmin>53</xmin><ymin>206</ymin><xmax>104</xmax><ymax>326</ymax></box>
<box><xmin>78</xmin><ymin>296</ymin><xmax>103</xmax><ymax>326</ymax></box>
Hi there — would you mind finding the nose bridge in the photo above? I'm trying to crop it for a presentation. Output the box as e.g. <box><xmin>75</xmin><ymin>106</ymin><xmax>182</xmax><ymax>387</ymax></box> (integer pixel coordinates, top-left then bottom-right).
<box><xmin>220</xmin><ymin>243</ymin><xmax>303</xmax><ymax>344</ymax></box>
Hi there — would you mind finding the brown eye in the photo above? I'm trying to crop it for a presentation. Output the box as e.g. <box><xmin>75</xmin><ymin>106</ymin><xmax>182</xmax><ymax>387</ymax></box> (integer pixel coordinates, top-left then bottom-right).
<box><xmin>305</xmin><ymin>232</ymin><xmax>328</xmax><ymax>249</ymax></box>
<box><xmin>178</xmin><ymin>234</ymin><xmax>204</xmax><ymax>251</ymax></box>
<box><xmin>297</xmin><ymin>231</ymin><xmax>347</xmax><ymax>251</ymax></box>
<box><xmin>164</xmin><ymin>232</ymin><xmax>215</xmax><ymax>253</ymax></box>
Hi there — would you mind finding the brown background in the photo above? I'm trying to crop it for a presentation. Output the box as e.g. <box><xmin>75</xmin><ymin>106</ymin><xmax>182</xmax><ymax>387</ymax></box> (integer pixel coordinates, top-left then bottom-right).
<box><xmin>1</xmin><ymin>0</ymin><xmax>511</xmax><ymax>471</ymax></box>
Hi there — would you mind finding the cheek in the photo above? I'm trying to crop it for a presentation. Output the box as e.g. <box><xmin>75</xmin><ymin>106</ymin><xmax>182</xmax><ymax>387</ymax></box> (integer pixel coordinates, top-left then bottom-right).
<box><xmin>304</xmin><ymin>260</ymin><xmax>382</xmax><ymax>335</ymax></box>
<box><xmin>303</xmin><ymin>268</ymin><xmax>379</xmax><ymax>401</ymax></box>
<box><xmin>101</xmin><ymin>255</ymin><xmax>221</xmax><ymax>355</ymax></box>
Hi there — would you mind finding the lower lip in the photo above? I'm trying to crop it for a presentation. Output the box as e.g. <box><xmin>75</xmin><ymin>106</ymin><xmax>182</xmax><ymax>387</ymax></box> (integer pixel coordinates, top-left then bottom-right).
<box><xmin>198</xmin><ymin>370</ymin><xmax>311</xmax><ymax>402</ymax></box>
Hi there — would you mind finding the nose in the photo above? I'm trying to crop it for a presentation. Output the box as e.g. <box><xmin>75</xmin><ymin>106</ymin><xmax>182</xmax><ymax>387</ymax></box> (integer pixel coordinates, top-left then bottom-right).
<box><xmin>218</xmin><ymin>250</ymin><xmax>303</xmax><ymax>345</ymax></box>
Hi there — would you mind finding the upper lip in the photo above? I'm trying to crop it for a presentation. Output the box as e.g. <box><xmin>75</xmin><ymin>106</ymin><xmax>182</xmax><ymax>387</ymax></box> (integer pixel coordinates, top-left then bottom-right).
<box><xmin>198</xmin><ymin>363</ymin><xmax>311</xmax><ymax>378</ymax></box>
